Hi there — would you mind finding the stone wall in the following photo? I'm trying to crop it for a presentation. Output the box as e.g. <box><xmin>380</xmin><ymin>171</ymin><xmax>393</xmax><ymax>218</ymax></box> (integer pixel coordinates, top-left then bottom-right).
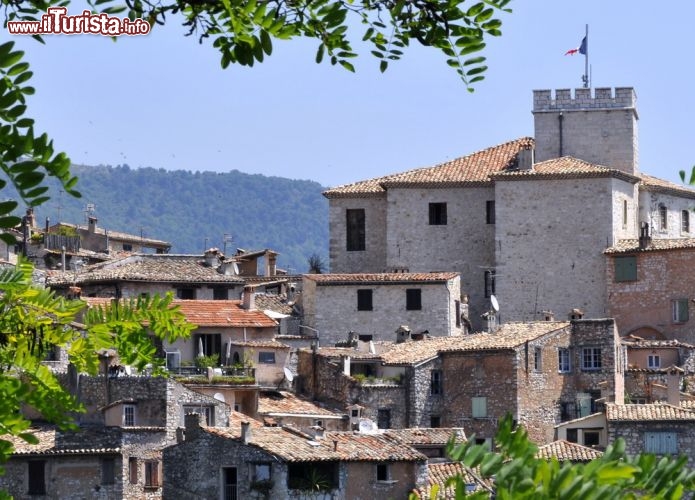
<box><xmin>302</xmin><ymin>275</ymin><xmax>462</xmax><ymax>345</ymax></box>
<box><xmin>533</xmin><ymin>87</ymin><xmax>638</xmax><ymax>174</ymax></box>
<box><xmin>639</xmin><ymin>190</ymin><xmax>695</xmax><ymax>240</ymax></box>
<box><xmin>606</xmin><ymin>247</ymin><xmax>695</xmax><ymax>343</ymax></box>
<box><xmin>329</xmin><ymin>196</ymin><xmax>388</xmax><ymax>273</ymax></box>
<box><xmin>406</xmin><ymin>359</ymin><xmax>444</xmax><ymax>428</ymax></box>
<box><xmin>494</xmin><ymin>176</ymin><xmax>619</xmax><ymax>322</ymax></box>
<box><xmin>608</xmin><ymin>421</ymin><xmax>695</xmax><ymax>468</ymax></box>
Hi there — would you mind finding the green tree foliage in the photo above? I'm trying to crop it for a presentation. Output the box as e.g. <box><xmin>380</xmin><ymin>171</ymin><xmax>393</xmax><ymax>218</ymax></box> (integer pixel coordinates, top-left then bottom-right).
<box><xmin>0</xmin><ymin>258</ymin><xmax>192</xmax><ymax>470</ymax></box>
<box><xmin>418</xmin><ymin>415</ymin><xmax>695</xmax><ymax>499</ymax></box>
<box><xmin>5</xmin><ymin>0</ymin><xmax>511</xmax><ymax>90</ymax></box>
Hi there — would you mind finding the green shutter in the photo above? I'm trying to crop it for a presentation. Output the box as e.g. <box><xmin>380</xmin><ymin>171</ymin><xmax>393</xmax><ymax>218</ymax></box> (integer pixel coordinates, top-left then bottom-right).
<box><xmin>614</xmin><ymin>256</ymin><xmax>637</xmax><ymax>282</ymax></box>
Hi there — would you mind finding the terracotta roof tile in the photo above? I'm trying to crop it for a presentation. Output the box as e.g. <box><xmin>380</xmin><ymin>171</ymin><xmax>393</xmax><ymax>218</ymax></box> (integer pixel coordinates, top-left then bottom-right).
<box><xmin>323</xmin><ymin>138</ymin><xmax>534</xmax><ymax>197</ymax></box>
<box><xmin>606</xmin><ymin>402</ymin><xmax>695</xmax><ymax>422</ymax></box>
<box><xmin>205</xmin><ymin>426</ymin><xmax>426</xmax><ymax>462</ymax></box>
<box><xmin>536</xmin><ymin>440</ymin><xmax>603</xmax><ymax>462</ymax></box>
<box><xmin>622</xmin><ymin>337</ymin><xmax>694</xmax><ymax>349</ymax></box>
<box><xmin>51</xmin><ymin>222</ymin><xmax>171</xmax><ymax>247</ymax></box>
<box><xmin>5</xmin><ymin>426</ymin><xmax>122</xmax><ymax>456</ymax></box>
<box><xmin>258</xmin><ymin>391</ymin><xmax>344</xmax><ymax>417</ymax></box>
<box><xmin>254</xmin><ymin>293</ymin><xmax>295</xmax><ymax>315</ymax></box>
<box><xmin>640</xmin><ymin>174</ymin><xmax>695</xmax><ymax>199</ymax></box>
<box><xmin>47</xmin><ymin>254</ymin><xmax>247</xmax><ymax>286</ymax></box>
<box><xmin>384</xmin><ymin>427</ymin><xmax>466</xmax><ymax>446</ymax></box>
<box><xmin>304</xmin><ymin>272</ymin><xmax>459</xmax><ymax>285</ymax></box>
<box><xmin>605</xmin><ymin>238</ymin><xmax>695</xmax><ymax>254</ymax></box>
<box><xmin>413</xmin><ymin>462</ymin><xmax>492</xmax><ymax>499</ymax></box>
<box><xmin>491</xmin><ymin>157</ymin><xmax>639</xmax><ymax>183</ymax></box>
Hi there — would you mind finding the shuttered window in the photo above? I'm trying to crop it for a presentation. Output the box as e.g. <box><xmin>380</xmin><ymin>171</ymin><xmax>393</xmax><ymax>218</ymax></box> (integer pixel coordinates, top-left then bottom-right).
<box><xmin>644</xmin><ymin>432</ymin><xmax>677</xmax><ymax>455</ymax></box>
<box><xmin>614</xmin><ymin>256</ymin><xmax>637</xmax><ymax>282</ymax></box>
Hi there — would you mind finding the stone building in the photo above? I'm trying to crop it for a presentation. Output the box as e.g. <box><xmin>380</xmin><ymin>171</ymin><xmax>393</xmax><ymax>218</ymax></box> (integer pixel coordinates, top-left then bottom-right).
<box><xmin>297</xmin><ymin>319</ymin><xmax>624</xmax><ymax>445</ymax></box>
<box><xmin>324</xmin><ymin>87</ymin><xmax>695</xmax><ymax>331</ymax></box>
<box><xmin>163</xmin><ymin>413</ymin><xmax>428</xmax><ymax>500</ymax></box>
<box><xmin>302</xmin><ymin>272</ymin><xmax>464</xmax><ymax>345</ymax></box>
<box><xmin>606</xmin><ymin>238</ymin><xmax>695</xmax><ymax>343</ymax></box>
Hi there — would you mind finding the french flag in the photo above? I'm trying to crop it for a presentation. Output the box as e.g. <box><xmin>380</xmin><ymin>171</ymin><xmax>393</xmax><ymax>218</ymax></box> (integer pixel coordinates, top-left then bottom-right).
<box><xmin>565</xmin><ymin>36</ymin><xmax>587</xmax><ymax>56</ymax></box>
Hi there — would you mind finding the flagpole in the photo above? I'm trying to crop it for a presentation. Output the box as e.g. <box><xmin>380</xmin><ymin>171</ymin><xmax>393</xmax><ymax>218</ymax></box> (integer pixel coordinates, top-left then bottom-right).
<box><xmin>583</xmin><ymin>24</ymin><xmax>589</xmax><ymax>88</ymax></box>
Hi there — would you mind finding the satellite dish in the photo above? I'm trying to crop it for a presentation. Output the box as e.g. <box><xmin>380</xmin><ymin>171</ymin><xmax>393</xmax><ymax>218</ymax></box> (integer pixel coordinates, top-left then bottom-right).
<box><xmin>490</xmin><ymin>294</ymin><xmax>500</xmax><ymax>312</ymax></box>
<box><xmin>283</xmin><ymin>367</ymin><xmax>294</xmax><ymax>382</ymax></box>
<box><xmin>213</xmin><ymin>392</ymin><xmax>226</xmax><ymax>402</ymax></box>
<box><xmin>232</xmin><ymin>262</ymin><xmax>240</xmax><ymax>275</ymax></box>
<box><xmin>358</xmin><ymin>418</ymin><xmax>377</xmax><ymax>433</ymax></box>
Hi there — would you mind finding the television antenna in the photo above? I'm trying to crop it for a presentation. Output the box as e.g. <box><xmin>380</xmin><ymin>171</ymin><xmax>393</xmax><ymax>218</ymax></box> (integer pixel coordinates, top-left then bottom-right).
<box><xmin>223</xmin><ymin>233</ymin><xmax>233</xmax><ymax>255</ymax></box>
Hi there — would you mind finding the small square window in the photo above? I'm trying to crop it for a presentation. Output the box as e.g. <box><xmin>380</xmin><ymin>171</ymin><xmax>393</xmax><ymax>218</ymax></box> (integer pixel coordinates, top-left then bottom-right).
<box><xmin>429</xmin><ymin>203</ymin><xmax>447</xmax><ymax>225</ymax></box>
<box><xmin>177</xmin><ymin>288</ymin><xmax>195</xmax><ymax>300</ymax></box>
<box><xmin>614</xmin><ymin>256</ymin><xmax>637</xmax><ymax>282</ymax></box>
<box><xmin>581</xmin><ymin>348</ymin><xmax>602</xmax><ymax>371</ymax></box>
<box><xmin>583</xmin><ymin>431</ymin><xmax>600</xmax><ymax>447</ymax></box>
<box><xmin>376</xmin><ymin>463</ymin><xmax>389</xmax><ymax>482</ymax></box>
<box><xmin>430</xmin><ymin>415</ymin><xmax>441</xmax><ymax>428</ymax></box>
<box><xmin>406</xmin><ymin>289</ymin><xmax>422</xmax><ymax>310</ymax></box>
<box><xmin>213</xmin><ymin>288</ymin><xmax>228</xmax><ymax>300</ymax></box>
<box><xmin>123</xmin><ymin>404</ymin><xmax>135</xmax><ymax>426</ymax></box>
<box><xmin>673</xmin><ymin>299</ymin><xmax>689</xmax><ymax>323</ymax></box>
<box><xmin>252</xmin><ymin>463</ymin><xmax>271</xmax><ymax>482</ymax></box>
<box><xmin>648</xmin><ymin>354</ymin><xmax>661</xmax><ymax>369</ymax></box>
<box><xmin>123</xmin><ymin>243</ymin><xmax>133</xmax><ymax>251</ymax></box>
<box><xmin>357</xmin><ymin>289</ymin><xmax>373</xmax><ymax>311</ymax></box>
<box><xmin>472</xmin><ymin>397</ymin><xmax>487</xmax><ymax>418</ymax></box>
<box><xmin>144</xmin><ymin>461</ymin><xmax>160</xmax><ymax>488</ymax></box>
<box><xmin>258</xmin><ymin>351</ymin><xmax>276</xmax><ymax>364</ymax></box>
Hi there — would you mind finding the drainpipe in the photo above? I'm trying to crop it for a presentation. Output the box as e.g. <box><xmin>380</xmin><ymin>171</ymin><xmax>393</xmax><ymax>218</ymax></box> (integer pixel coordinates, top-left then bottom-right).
<box><xmin>558</xmin><ymin>112</ymin><xmax>564</xmax><ymax>157</ymax></box>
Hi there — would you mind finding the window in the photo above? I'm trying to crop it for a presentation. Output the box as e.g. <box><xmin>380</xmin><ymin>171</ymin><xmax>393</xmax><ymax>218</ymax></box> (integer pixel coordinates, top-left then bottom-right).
<box><xmin>486</xmin><ymin>200</ymin><xmax>495</xmax><ymax>224</ymax></box>
<box><xmin>177</xmin><ymin>287</ymin><xmax>195</xmax><ymax>299</ymax></box>
<box><xmin>560</xmin><ymin>402</ymin><xmax>576</xmax><ymax>422</ymax></box>
<box><xmin>623</xmin><ymin>199</ymin><xmax>628</xmax><ymax>228</ymax></box>
<box><xmin>357</xmin><ymin>289</ymin><xmax>373</xmax><ymax>311</ymax></box>
<box><xmin>144</xmin><ymin>461</ymin><xmax>161</xmax><ymax>488</ymax></box>
<box><xmin>644</xmin><ymin>432</ymin><xmax>677</xmax><ymax>455</ymax></box>
<box><xmin>252</xmin><ymin>463</ymin><xmax>271</xmax><ymax>482</ymax></box>
<box><xmin>533</xmin><ymin>347</ymin><xmax>542</xmax><ymax>371</ymax></box>
<box><xmin>659</xmin><ymin>204</ymin><xmax>668</xmax><ymax>231</ymax></box>
<box><xmin>102</xmin><ymin>458</ymin><xmax>115</xmax><ymax>485</ymax></box>
<box><xmin>376</xmin><ymin>463</ymin><xmax>390</xmax><ymax>482</ymax></box>
<box><xmin>648</xmin><ymin>354</ymin><xmax>661</xmax><ymax>369</ymax></box>
<box><xmin>429</xmin><ymin>202</ymin><xmax>447</xmax><ymax>225</ymax></box>
<box><xmin>129</xmin><ymin>457</ymin><xmax>138</xmax><ymax>484</ymax></box>
<box><xmin>430</xmin><ymin>415</ymin><xmax>441</xmax><ymax>428</ymax></box>
<box><xmin>123</xmin><ymin>404</ymin><xmax>135</xmax><ymax>426</ymax></box>
<box><xmin>258</xmin><ymin>351</ymin><xmax>276</xmax><ymax>364</ymax></box>
<box><xmin>346</xmin><ymin>208</ymin><xmax>366</xmax><ymax>251</ymax></box>
<box><xmin>566</xmin><ymin>428</ymin><xmax>578</xmax><ymax>443</ymax></box>
<box><xmin>472</xmin><ymin>397</ymin><xmax>487</xmax><ymax>418</ymax></box>
<box><xmin>27</xmin><ymin>460</ymin><xmax>46</xmax><ymax>495</ymax></box>
<box><xmin>672</xmin><ymin>299</ymin><xmax>689</xmax><ymax>323</ymax></box>
<box><xmin>683</xmin><ymin>210</ymin><xmax>691</xmax><ymax>234</ymax></box>
<box><xmin>223</xmin><ymin>467</ymin><xmax>238</xmax><ymax>500</ymax></box>
<box><xmin>614</xmin><ymin>256</ymin><xmax>637</xmax><ymax>282</ymax></box>
<box><xmin>377</xmin><ymin>409</ymin><xmax>391</xmax><ymax>429</ymax></box>
<box><xmin>455</xmin><ymin>300</ymin><xmax>461</xmax><ymax>327</ymax></box>
<box><xmin>123</xmin><ymin>243</ymin><xmax>133</xmax><ymax>251</ymax></box>
<box><xmin>406</xmin><ymin>289</ymin><xmax>422</xmax><ymax>310</ymax></box>
<box><xmin>213</xmin><ymin>287</ymin><xmax>228</xmax><ymax>300</ymax></box>
<box><xmin>196</xmin><ymin>333</ymin><xmax>222</xmax><ymax>360</ymax></box>
<box><xmin>583</xmin><ymin>430</ymin><xmax>600</xmax><ymax>447</ymax></box>
<box><xmin>558</xmin><ymin>348</ymin><xmax>571</xmax><ymax>373</ymax></box>
<box><xmin>430</xmin><ymin>370</ymin><xmax>442</xmax><ymax>395</ymax></box>
<box><xmin>581</xmin><ymin>348</ymin><xmax>602</xmax><ymax>371</ymax></box>
<box><xmin>484</xmin><ymin>270</ymin><xmax>496</xmax><ymax>298</ymax></box>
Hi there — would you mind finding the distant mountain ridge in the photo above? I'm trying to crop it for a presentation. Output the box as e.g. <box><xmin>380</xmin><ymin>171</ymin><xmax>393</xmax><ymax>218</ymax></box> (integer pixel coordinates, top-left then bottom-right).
<box><xmin>12</xmin><ymin>164</ymin><xmax>329</xmax><ymax>273</ymax></box>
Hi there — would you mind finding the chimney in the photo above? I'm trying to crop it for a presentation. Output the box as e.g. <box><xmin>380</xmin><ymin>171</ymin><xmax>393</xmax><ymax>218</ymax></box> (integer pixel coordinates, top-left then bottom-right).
<box><xmin>666</xmin><ymin>366</ymin><xmax>683</xmax><ymax>406</ymax></box>
<box><xmin>309</xmin><ymin>425</ymin><xmax>325</xmax><ymax>439</ymax></box>
<box><xmin>395</xmin><ymin>325</ymin><xmax>411</xmax><ymax>343</ymax></box>
<box><xmin>639</xmin><ymin>222</ymin><xmax>652</xmax><ymax>249</ymax></box>
<box><xmin>241</xmin><ymin>421</ymin><xmax>252</xmax><ymax>444</ymax></box>
<box><xmin>242</xmin><ymin>285</ymin><xmax>256</xmax><ymax>310</ymax></box>
<box><xmin>45</xmin><ymin>217</ymin><xmax>50</xmax><ymax>234</ymax></box>
<box><xmin>541</xmin><ymin>310</ymin><xmax>555</xmax><ymax>321</ymax></box>
<box><xmin>25</xmin><ymin>208</ymin><xmax>36</xmax><ymax>228</ymax></box>
<box><xmin>516</xmin><ymin>147</ymin><xmax>535</xmax><ymax>170</ymax></box>
<box><xmin>332</xmin><ymin>439</ymin><xmax>338</xmax><ymax>451</ymax></box>
<box><xmin>184</xmin><ymin>412</ymin><xmax>205</xmax><ymax>441</ymax></box>
<box><xmin>204</xmin><ymin>248</ymin><xmax>221</xmax><ymax>267</ymax></box>
<box><xmin>88</xmin><ymin>216</ymin><xmax>97</xmax><ymax>233</ymax></box>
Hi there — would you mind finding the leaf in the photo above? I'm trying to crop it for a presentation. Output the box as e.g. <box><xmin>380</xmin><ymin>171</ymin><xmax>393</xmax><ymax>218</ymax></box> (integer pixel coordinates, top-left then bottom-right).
<box><xmin>339</xmin><ymin>60</ymin><xmax>355</xmax><ymax>72</ymax></box>
<box><xmin>379</xmin><ymin>60</ymin><xmax>388</xmax><ymax>72</ymax></box>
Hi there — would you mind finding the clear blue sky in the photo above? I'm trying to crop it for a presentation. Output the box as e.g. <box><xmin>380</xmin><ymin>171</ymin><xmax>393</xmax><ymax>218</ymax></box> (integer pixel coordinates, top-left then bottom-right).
<box><xmin>10</xmin><ymin>1</ymin><xmax>695</xmax><ymax>189</ymax></box>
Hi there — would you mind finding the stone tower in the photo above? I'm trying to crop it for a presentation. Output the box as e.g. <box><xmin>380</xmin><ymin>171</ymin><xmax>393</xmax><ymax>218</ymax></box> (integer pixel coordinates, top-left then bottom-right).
<box><xmin>533</xmin><ymin>87</ymin><xmax>639</xmax><ymax>175</ymax></box>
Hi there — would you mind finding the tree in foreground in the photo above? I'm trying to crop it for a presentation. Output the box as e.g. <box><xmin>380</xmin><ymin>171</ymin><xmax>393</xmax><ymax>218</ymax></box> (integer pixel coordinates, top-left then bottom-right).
<box><xmin>414</xmin><ymin>415</ymin><xmax>695</xmax><ymax>499</ymax></box>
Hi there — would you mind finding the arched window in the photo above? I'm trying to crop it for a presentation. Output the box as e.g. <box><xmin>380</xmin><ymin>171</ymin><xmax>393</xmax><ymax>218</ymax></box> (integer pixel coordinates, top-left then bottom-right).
<box><xmin>659</xmin><ymin>204</ymin><xmax>668</xmax><ymax>231</ymax></box>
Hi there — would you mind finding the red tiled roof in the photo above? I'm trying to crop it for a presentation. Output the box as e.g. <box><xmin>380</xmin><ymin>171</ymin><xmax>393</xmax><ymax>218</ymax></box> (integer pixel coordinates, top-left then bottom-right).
<box><xmin>605</xmin><ymin>238</ymin><xmax>695</xmax><ymax>254</ymax></box>
<box><xmin>323</xmin><ymin>137</ymin><xmax>534</xmax><ymax>197</ymax></box>
<box><xmin>304</xmin><ymin>272</ymin><xmax>459</xmax><ymax>285</ymax></box>
<box><xmin>491</xmin><ymin>157</ymin><xmax>639</xmax><ymax>183</ymax></box>
<box><xmin>385</xmin><ymin>427</ymin><xmax>466</xmax><ymax>446</ymax></box>
<box><xmin>413</xmin><ymin>462</ymin><xmax>492</xmax><ymax>499</ymax></box>
<box><xmin>258</xmin><ymin>391</ymin><xmax>344</xmax><ymax>417</ymax></box>
<box><xmin>606</xmin><ymin>402</ymin><xmax>695</xmax><ymax>422</ymax></box>
<box><xmin>205</xmin><ymin>426</ymin><xmax>426</xmax><ymax>462</ymax></box>
<box><xmin>640</xmin><ymin>174</ymin><xmax>695</xmax><ymax>199</ymax></box>
<box><xmin>536</xmin><ymin>440</ymin><xmax>603</xmax><ymax>462</ymax></box>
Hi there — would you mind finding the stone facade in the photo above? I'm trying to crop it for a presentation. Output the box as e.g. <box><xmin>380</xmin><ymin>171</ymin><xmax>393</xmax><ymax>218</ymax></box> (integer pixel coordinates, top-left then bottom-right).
<box><xmin>302</xmin><ymin>273</ymin><xmax>463</xmax><ymax>345</ymax></box>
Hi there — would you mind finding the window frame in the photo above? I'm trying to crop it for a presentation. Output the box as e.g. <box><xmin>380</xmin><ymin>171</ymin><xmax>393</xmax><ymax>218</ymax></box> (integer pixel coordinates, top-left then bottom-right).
<box><xmin>405</xmin><ymin>288</ymin><xmax>422</xmax><ymax>311</ymax></box>
<box><xmin>558</xmin><ymin>348</ymin><xmax>571</xmax><ymax>373</ymax></box>
<box><xmin>123</xmin><ymin>404</ymin><xmax>136</xmax><ymax>427</ymax></box>
<box><xmin>357</xmin><ymin>289</ymin><xmax>373</xmax><ymax>311</ymax></box>
<box><xmin>258</xmin><ymin>351</ymin><xmax>276</xmax><ymax>364</ymax></box>
<box><xmin>672</xmin><ymin>298</ymin><xmax>689</xmax><ymax>323</ymax></box>
<box><xmin>252</xmin><ymin>462</ymin><xmax>272</xmax><ymax>482</ymax></box>
<box><xmin>533</xmin><ymin>347</ymin><xmax>542</xmax><ymax>372</ymax></box>
<box><xmin>346</xmin><ymin>208</ymin><xmax>366</xmax><ymax>251</ymax></box>
<box><xmin>647</xmin><ymin>354</ymin><xmax>661</xmax><ymax>369</ymax></box>
<box><xmin>428</xmin><ymin>202</ymin><xmax>447</xmax><ymax>225</ymax></box>
<box><xmin>581</xmin><ymin>347</ymin><xmax>602</xmax><ymax>371</ymax></box>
